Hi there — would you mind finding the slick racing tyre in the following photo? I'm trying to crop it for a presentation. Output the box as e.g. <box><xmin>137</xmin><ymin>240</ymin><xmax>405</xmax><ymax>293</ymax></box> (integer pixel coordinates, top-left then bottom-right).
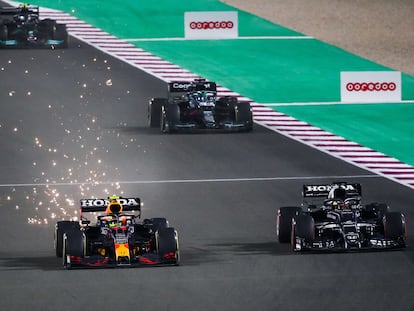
<box><xmin>384</xmin><ymin>212</ymin><xmax>407</xmax><ymax>242</ymax></box>
<box><xmin>234</xmin><ymin>102</ymin><xmax>253</xmax><ymax>130</ymax></box>
<box><xmin>63</xmin><ymin>230</ymin><xmax>85</xmax><ymax>269</ymax></box>
<box><xmin>277</xmin><ymin>206</ymin><xmax>302</xmax><ymax>243</ymax></box>
<box><xmin>54</xmin><ymin>221</ymin><xmax>80</xmax><ymax>257</ymax></box>
<box><xmin>52</xmin><ymin>24</ymin><xmax>68</xmax><ymax>48</ymax></box>
<box><xmin>143</xmin><ymin>217</ymin><xmax>169</xmax><ymax>232</ymax></box>
<box><xmin>291</xmin><ymin>214</ymin><xmax>315</xmax><ymax>251</ymax></box>
<box><xmin>161</xmin><ymin>103</ymin><xmax>180</xmax><ymax>133</ymax></box>
<box><xmin>148</xmin><ymin>98</ymin><xmax>167</xmax><ymax>127</ymax></box>
<box><xmin>294</xmin><ymin>214</ymin><xmax>315</xmax><ymax>241</ymax></box>
<box><xmin>216</xmin><ymin>96</ymin><xmax>237</xmax><ymax>109</ymax></box>
<box><xmin>363</xmin><ymin>202</ymin><xmax>390</xmax><ymax>220</ymax></box>
<box><xmin>0</xmin><ymin>25</ymin><xmax>8</xmax><ymax>41</ymax></box>
<box><xmin>151</xmin><ymin>217</ymin><xmax>169</xmax><ymax>231</ymax></box>
<box><xmin>215</xmin><ymin>96</ymin><xmax>237</xmax><ymax>121</ymax></box>
<box><xmin>156</xmin><ymin>227</ymin><xmax>180</xmax><ymax>265</ymax></box>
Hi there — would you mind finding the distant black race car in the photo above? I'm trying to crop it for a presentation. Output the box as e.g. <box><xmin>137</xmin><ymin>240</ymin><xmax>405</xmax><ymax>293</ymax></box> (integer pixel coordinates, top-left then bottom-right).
<box><xmin>54</xmin><ymin>196</ymin><xmax>180</xmax><ymax>269</ymax></box>
<box><xmin>148</xmin><ymin>79</ymin><xmax>253</xmax><ymax>133</ymax></box>
<box><xmin>0</xmin><ymin>4</ymin><xmax>68</xmax><ymax>48</ymax></box>
<box><xmin>277</xmin><ymin>182</ymin><xmax>407</xmax><ymax>251</ymax></box>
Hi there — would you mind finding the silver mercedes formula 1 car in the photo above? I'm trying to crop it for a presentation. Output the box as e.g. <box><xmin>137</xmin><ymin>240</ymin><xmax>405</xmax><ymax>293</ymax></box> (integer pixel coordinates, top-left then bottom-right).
<box><xmin>0</xmin><ymin>4</ymin><xmax>68</xmax><ymax>48</ymax></box>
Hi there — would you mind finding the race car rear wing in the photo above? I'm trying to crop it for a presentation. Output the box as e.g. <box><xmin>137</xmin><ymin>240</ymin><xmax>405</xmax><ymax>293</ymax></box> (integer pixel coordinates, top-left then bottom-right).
<box><xmin>168</xmin><ymin>80</ymin><xmax>217</xmax><ymax>93</ymax></box>
<box><xmin>0</xmin><ymin>6</ymin><xmax>39</xmax><ymax>23</ymax></box>
<box><xmin>80</xmin><ymin>197</ymin><xmax>141</xmax><ymax>214</ymax></box>
<box><xmin>302</xmin><ymin>182</ymin><xmax>362</xmax><ymax>198</ymax></box>
<box><xmin>0</xmin><ymin>5</ymin><xmax>39</xmax><ymax>15</ymax></box>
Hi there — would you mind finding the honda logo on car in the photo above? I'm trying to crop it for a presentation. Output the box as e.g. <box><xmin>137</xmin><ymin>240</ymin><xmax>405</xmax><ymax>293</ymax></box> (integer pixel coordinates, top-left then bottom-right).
<box><xmin>184</xmin><ymin>11</ymin><xmax>238</xmax><ymax>39</ymax></box>
<box><xmin>305</xmin><ymin>185</ymin><xmax>356</xmax><ymax>192</ymax></box>
<box><xmin>80</xmin><ymin>198</ymin><xmax>140</xmax><ymax>207</ymax></box>
<box><xmin>341</xmin><ymin>71</ymin><xmax>401</xmax><ymax>102</ymax></box>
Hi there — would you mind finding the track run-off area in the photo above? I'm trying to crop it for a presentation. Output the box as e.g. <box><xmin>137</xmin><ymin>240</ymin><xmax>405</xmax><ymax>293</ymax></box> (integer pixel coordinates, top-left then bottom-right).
<box><xmin>1</xmin><ymin>1</ymin><xmax>414</xmax><ymax>311</ymax></box>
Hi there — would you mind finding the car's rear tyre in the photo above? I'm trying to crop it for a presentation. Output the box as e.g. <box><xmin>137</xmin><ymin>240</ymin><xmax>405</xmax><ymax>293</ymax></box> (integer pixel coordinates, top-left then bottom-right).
<box><xmin>215</xmin><ymin>96</ymin><xmax>238</xmax><ymax>118</ymax></box>
<box><xmin>384</xmin><ymin>212</ymin><xmax>407</xmax><ymax>243</ymax></box>
<box><xmin>53</xmin><ymin>24</ymin><xmax>68</xmax><ymax>48</ymax></box>
<box><xmin>151</xmin><ymin>217</ymin><xmax>169</xmax><ymax>231</ymax></box>
<box><xmin>234</xmin><ymin>102</ymin><xmax>253</xmax><ymax>130</ymax></box>
<box><xmin>54</xmin><ymin>221</ymin><xmax>80</xmax><ymax>257</ymax></box>
<box><xmin>291</xmin><ymin>214</ymin><xmax>315</xmax><ymax>251</ymax></box>
<box><xmin>277</xmin><ymin>206</ymin><xmax>302</xmax><ymax>243</ymax></box>
<box><xmin>216</xmin><ymin>96</ymin><xmax>237</xmax><ymax>107</ymax></box>
<box><xmin>161</xmin><ymin>104</ymin><xmax>180</xmax><ymax>133</ymax></box>
<box><xmin>148</xmin><ymin>98</ymin><xmax>167</xmax><ymax>127</ymax></box>
<box><xmin>144</xmin><ymin>217</ymin><xmax>169</xmax><ymax>232</ymax></box>
<box><xmin>63</xmin><ymin>230</ymin><xmax>85</xmax><ymax>269</ymax></box>
<box><xmin>38</xmin><ymin>18</ymin><xmax>54</xmax><ymax>34</ymax></box>
<box><xmin>363</xmin><ymin>202</ymin><xmax>390</xmax><ymax>219</ymax></box>
<box><xmin>0</xmin><ymin>25</ymin><xmax>8</xmax><ymax>41</ymax></box>
<box><xmin>294</xmin><ymin>214</ymin><xmax>315</xmax><ymax>240</ymax></box>
<box><xmin>156</xmin><ymin>227</ymin><xmax>180</xmax><ymax>265</ymax></box>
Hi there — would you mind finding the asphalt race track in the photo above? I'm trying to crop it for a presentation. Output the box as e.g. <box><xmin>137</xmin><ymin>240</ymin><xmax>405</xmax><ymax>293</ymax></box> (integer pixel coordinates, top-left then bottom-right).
<box><xmin>1</xmin><ymin>37</ymin><xmax>414</xmax><ymax>311</ymax></box>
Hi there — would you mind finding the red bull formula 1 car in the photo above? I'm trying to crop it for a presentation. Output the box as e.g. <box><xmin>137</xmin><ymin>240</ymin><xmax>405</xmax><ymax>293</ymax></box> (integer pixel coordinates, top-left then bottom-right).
<box><xmin>0</xmin><ymin>4</ymin><xmax>68</xmax><ymax>48</ymax></box>
<box><xmin>277</xmin><ymin>182</ymin><xmax>407</xmax><ymax>251</ymax></box>
<box><xmin>148</xmin><ymin>79</ymin><xmax>253</xmax><ymax>133</ymax></box>
<box><xmin>54</xmin><ymin>196</ymin><xmax>180</xmax><ymax>269</ymax></box>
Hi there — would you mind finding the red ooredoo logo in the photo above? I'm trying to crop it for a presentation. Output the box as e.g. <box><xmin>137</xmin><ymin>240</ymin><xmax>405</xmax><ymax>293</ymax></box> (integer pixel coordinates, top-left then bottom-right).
<box><xmin>189</xmin><ymin>21</ymin><xmax>234</xmax><ymax>30</ymax></box>
<box><xmin>346</xmin><ymin>82</ymin><xmax>397</xmax><ymax>92</ymax></box>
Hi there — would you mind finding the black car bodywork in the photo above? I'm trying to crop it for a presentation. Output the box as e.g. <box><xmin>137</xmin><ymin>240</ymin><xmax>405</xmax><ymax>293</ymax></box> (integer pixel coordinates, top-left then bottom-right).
<box><xmin>148</xmin><ymin>79</ymin><xmax>253</xmax><ymax>133</ymax></box>
<box><xmin>0</xmin><ymin>4</ymin><xmax>68</xmax><ymax>48</ymax></box>
<box><xmin>277</xmin><ymin>182</ymin><xmax>407</xmax><ymax>251</ymax></box>
<box><xmin>54</xmin><ymin>197</ymin><xmax>180</xmax><ymax>269</ymax></box>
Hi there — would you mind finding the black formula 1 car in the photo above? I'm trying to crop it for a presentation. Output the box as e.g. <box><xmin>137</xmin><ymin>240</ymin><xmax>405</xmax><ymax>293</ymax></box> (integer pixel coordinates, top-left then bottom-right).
<box><xmin>0</xmin><ymin>4</ymin><xmax>68</xmax><ymax>48</ymax></box>
<box><xmin>277</xmin><ymin>182</ymin><xmax>407</xmax><ymax>251</ymax></box>
<box><xmin>54</xmin><ymin>196</ymin><xmax>180</xmax><ymax>269</ymax></box>
<box><xmin>148</xmin><ymin>79</ymin><xmax>253</xmax><ymax>133</ymax></box>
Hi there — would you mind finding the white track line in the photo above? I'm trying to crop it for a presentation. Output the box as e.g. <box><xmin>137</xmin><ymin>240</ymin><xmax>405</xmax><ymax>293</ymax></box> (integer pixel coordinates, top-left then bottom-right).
<box><xmin>0</xmin><ymin>174</ymin><xmax>379</xmax><ymax>188</ymax></box>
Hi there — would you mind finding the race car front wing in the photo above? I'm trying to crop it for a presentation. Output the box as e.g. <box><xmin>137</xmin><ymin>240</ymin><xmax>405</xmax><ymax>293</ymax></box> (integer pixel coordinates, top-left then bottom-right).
<box><xmin>64</xmin><ymin>252</ymin><xmax>178</xmax><ymax>269</ymax></box>
<box><xmin>293</xmin><ymin>236</ymin><xmax>406</xmax><ymax>252</ymax></box>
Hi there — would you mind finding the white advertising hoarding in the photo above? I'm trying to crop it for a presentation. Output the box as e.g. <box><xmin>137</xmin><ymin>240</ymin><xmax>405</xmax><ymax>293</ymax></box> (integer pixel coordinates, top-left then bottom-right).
<box><xmin>341</xmin><ymin>71</ymin><xmax>401</xmax><ymax>102</ymax></box>
<box><xmin>184</xmin><ymin>11</ymin><xmax>238</xmax><ymax>39</ymax></box>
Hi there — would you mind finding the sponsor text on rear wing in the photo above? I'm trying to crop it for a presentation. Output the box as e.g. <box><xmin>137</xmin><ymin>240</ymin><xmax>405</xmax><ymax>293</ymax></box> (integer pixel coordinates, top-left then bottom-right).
<box><xmin>302</xmin><ymin>182</ymin><xmax>362</xmax><ymax>198</ymax></box>
<box><xmin>80</xmin><ymin>197</ymin><xmax>141</xmax><ymax>214</ymax></box>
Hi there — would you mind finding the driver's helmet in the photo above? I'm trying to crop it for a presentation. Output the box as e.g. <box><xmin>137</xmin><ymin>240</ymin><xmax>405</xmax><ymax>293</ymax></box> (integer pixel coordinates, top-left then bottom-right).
<box><xmin>328</xmin><ymin>186</ymin><xmax>347</xmax><ymax>201</ymax></box>
<box><xmin>188</xmin><ymin>91</ymin><xmax>203</xmax><ymax>108</ymax></box>
<box><xmin>324</xmin><ymin>197</ymin><xmax>345</xmax><ymax>211</ymax></box>
<box><xmin>105</xmin><ymin>195</ymin><xmax>123</xmax><ymax>215</ymax></box>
